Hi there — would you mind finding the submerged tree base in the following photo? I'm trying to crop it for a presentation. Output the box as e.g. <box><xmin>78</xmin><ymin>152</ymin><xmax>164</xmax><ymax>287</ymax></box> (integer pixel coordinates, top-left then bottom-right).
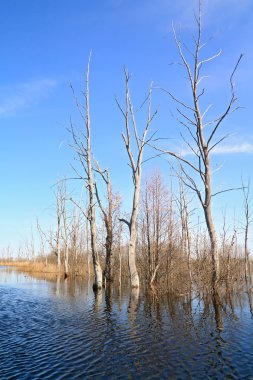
<box><xmin>92</xmin><ymin>283</ymin><xmax>102</xmax><ymax>292</ymax></box>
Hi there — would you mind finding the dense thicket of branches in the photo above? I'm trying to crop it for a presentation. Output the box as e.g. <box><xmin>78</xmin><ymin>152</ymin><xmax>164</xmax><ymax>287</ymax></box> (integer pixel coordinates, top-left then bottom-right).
<box><xmin>2</xmin><ymin>169</ymin><xmax>249</xmax><ymax>292</ymax></box>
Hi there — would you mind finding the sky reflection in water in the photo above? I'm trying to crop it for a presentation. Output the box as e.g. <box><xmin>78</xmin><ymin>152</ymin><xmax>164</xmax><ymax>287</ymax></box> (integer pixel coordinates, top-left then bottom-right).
<box><xmin>0</xmin><ymin>267</ymin><xmax>253</xmax><ymax>379</ymax></box>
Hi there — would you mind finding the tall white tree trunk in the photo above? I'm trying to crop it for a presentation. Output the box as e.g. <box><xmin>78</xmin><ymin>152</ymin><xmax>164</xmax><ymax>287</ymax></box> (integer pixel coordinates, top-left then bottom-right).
<box><xmin>64</xmin><ymin>245</ymin><xmax>69</xmax><ymax>279</ymax></box>
<box><xmin>90</xmin><ymin>204</ymin><xmax>102</xmax><ymax>289</ymax></box>
<box><xmin>86</xmin><ymin>59</ymin><xmax>103</xmax><ymax>291</ymax></box>
<box><xmin>204</xmin><ymin>158</ymin><xmax>219</xmax><ymax>283</ymax></box>
<box><xmin>128</xmin><ymin>228</ymin><xmax>140</xmax><ymax>288</ymax></box>
<box><xmin>117</xmin><ymin>70</ymin><xmax>156</xmax><ymax>288</ymax></box>
<box><xmin>127</xmin><ymin>180</ymin><xmax>141</xmax><ymax>288</ymax></box>
<box><xmin>152</xmin><ymin>0</ymin><xmax>242</xmax><ymax>286</ymax></box>
<box><xmin>70</xmin><ymin>55</ymin><xmax>102</xmax><ymax>290</ymax></box>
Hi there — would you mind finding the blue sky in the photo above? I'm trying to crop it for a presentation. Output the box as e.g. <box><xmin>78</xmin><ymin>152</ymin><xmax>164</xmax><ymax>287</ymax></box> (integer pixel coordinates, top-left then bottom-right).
<box><xmin>0</xmin><ymin>0</ymin><xmax>253</xmax><ymax>251</ymax></box>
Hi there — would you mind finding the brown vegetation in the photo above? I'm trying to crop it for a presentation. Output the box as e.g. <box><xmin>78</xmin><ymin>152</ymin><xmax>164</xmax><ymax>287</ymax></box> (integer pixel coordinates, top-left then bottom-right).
<box><xmin>1</xmin><ymin>170</ymin><xmax>250</xmax><ymax>294</ymax></box>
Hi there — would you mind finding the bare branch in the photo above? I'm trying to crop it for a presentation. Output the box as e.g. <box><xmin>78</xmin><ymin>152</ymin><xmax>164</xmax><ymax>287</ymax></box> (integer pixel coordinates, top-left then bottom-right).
<box><xmin>70</xmin><ymin>197</ymin><xmax>90</xmax><ymax>220</ymax></box>
<box><xmin>94</xmin><ymin>181</ymin><xmax>107</xmax><ymax>219</ymax></box>
<box><xmin>212</xmin><ymin>186</ymin><xmax>246</xmax><ymax>198</ymax></box>
<box><xmin>201</xmin><ymin>104</ymin><xmax>213</xmax><ymax>120</ymax></box>
<box><xmin>155</xmin><ymin>86</ymin><xmax>196</xmax><ymax>112</ymax></box>
<box><xmin>115</xmin><ymin>96</ymin><xmax>126</xmax><ymax>119</ymax></box>
<box><xmin>208</xmin><ymin>134</ymin><xmax>230</xmax><ymax>153</ymax></box>
<box><xmin>207</xmin><ymin>54</ymin><xmax>243</xmax><ymax>146</ymax></box>
<box><xmin>177</xmin><ymin>108</ymin><xmax>197</xmax><ymax>126</ymax></box>
<box><xmin>172</xmin><ymin>22</ymin><xmax>194</xmax><ymax>89</ymax></box>
<box><xmin>150</xmin><ymin>144</ymin><xmax>203</xmax><ymax>174</ymax></box>
<box><xmin>197</xmin><ymin>49</ymin><xmax>222</xmax><ymax>69</ymax></box>
<box><xmin>119</xmin><ymin>218</ymin><xmax>131</xmax><ymax>232</ymax></box>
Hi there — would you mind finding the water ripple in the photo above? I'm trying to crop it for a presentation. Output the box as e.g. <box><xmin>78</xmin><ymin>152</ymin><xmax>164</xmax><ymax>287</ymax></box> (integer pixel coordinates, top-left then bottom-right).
<box><xmin>1</xmin><ymin>270</ymin><xmax>253</xmax><ymax>379</ymax></box>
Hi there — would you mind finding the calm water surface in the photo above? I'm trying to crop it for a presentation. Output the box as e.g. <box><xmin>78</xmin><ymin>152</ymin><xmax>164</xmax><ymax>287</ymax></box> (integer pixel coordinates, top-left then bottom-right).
<box><xmin>1</xmin><ymin>267</ymin><xmax>253</xmax><ymax>379</ymax></box>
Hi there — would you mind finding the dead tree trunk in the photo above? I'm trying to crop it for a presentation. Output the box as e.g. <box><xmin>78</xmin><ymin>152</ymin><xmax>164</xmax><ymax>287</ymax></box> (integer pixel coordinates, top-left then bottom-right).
<box><xmin>55</xmin><ymin>182</ymin><xmax>63</xmax><ymax>273</ymax></box>
<box><xmin>70</xmin><ymin>56</ymin><xmax>102</xmax><ymax>290</ymax></box>
<box><xmin>117</xmin><ymin>69</ymin><xmax>157</xmax><ymax>288</ymax></box>
<box><xmin>85</xmin><ymin>66</ymin><xmax>102</xmax><ymax>290</ymax></box>
<box><xmin>177</xmin><ymin>175</ymin><xmax>193</xmax><ymax>282</ymax></box>
<box><xmin>140</xmin><ymin>171</ymin><xmax>169</xmax><ymax>286</ymax></box>
<box><xmin>242</xmin><ymin>179</ymin><xmax>252</xmax><ymax>284</ymax></box>
<box><xmin>94</xmin><ymin>166</ymin><xmax>114</xmax><ymax>284</ymax></box>
<box><xmin>152</xmin><ymin>0</ymin><xmax>242</xmax><ymax>285</ymax></box>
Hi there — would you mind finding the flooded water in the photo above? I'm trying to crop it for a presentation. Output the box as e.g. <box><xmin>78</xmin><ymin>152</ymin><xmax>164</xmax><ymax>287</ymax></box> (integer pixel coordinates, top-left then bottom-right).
<box><xmin>1</xmin><ymin>267</ymin><xmax>253</xmax><ymax>379</ymax></box>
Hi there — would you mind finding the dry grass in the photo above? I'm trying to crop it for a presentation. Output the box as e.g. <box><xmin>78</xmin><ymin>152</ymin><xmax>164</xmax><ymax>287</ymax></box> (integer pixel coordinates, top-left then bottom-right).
<box><xmin>0</xmin><ymin>255</ymin><xmax>249</xmax><ymax>295</ymax></box>
<box><xmin>0</xmin><ymin>258</ymin><xmax>90</xmax><ymax>278</ymax></box>
<box><xmin>0</xmin><ymin>260</ymin><xmax>58</xmax><ymax>274</ymax></box>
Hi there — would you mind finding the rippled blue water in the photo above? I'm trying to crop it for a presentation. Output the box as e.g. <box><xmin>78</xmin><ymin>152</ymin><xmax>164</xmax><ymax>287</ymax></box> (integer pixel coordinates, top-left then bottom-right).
<box><xmin>1</xmin><ymin>267</ymin><xmax>253</xmax><ymax>379</ymax></box>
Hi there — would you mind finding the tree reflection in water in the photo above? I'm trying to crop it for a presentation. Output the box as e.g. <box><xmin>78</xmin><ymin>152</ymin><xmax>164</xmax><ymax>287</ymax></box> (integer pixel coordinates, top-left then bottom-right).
<box><xmin>1</xmin><ymin>268</ymin><xmax>253</xmax><ymax>378</ymax></box>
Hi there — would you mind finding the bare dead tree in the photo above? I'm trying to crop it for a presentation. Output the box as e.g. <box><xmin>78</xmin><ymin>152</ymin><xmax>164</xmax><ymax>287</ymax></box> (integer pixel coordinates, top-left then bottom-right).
<box><xmin>140</xmin><ymin>171</ymin><xmax>169</xmax><ymax>286</ymax></box>
<box><xmin>94</xmin><ymin>163</ymin><xmax>114</xmax><ymax>284</ymax></box>
<box><xmin>166</xmin><ymin>179</ymin><xmax>177</xmax><ymax>287</ymax></box>
<box><xmin>60</xmin><ymin>183</ymin><xmax>71</xmax><ymax>279</ymax></box>
<box><xmin>55</xmin><ymin>181</ymin><xmax>64</xmax><ymax>272</ymax></box>
<box><xmin>242</xmin><ymin>179</ymin><xmax>252</xmax><ymax>284</ymax></box>
<box><xmin>69</xmin><ymin>205</ymin><xmax>83</xmax><ymax>273</ymax></box>
<box><xmin>43</xmin><ymin>181</ymin><xmax>69</xmax><ymax>277</ymax></box>
<box><xmin>36</xmin><ymin>219</ymin><xmax>48</xmax><ymax>266</ymax></box>
<box><xmin>114</xmin><ymin>215</ymin><xmax>123</xmax><ymax>289</ymax></box>
<box><xmin>116</xmin><ymin>68</ymin><xmax>157</xmax><ymax>288</ymax></box>
<box><xmin>176</xmin><ymin>172</ymin><xmax>194</xmax><ymax>282</ymax></box>
<box><xmin>69</xmin><ymin>56</ymin><xmax>103</xmax><ymax>290</ymax></box>
<box><xmin>152</xmin><ymin>0</ymin><xmax>242</xmax><ymax>285</ymax></box>
<box><xmin>54</xmin><ymin>180</ymin><xmax>72</xmax><ymax>278</ymax></box>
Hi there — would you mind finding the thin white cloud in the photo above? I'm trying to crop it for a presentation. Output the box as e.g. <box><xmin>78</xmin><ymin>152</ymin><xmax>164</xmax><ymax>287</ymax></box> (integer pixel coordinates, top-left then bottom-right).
<box><xmin>0</xmin><ymin>78</ymin><xmax>57</xmax><ymax>117</ymax></box>
<box><xmin>212</xmin><ymin>143</ymin><xmax>253</xmax><ymax>154</ymax></box>
<box><xmin>180</xmin><ymin>142</ymin><xmax>253</xmax><ymax>156</ymax></box>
